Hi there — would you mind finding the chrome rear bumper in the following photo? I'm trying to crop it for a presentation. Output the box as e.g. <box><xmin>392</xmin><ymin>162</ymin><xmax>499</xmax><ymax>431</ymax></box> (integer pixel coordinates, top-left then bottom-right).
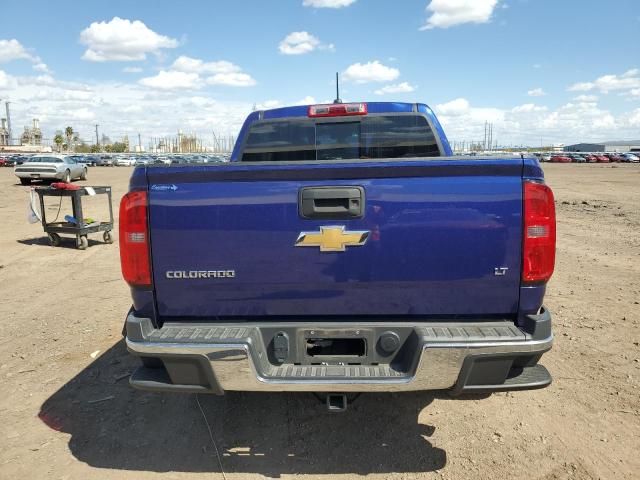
<box><xmin>125</xmin><ymin>310</ymin><xmax>553</xmax><ymax>394</ymax></box>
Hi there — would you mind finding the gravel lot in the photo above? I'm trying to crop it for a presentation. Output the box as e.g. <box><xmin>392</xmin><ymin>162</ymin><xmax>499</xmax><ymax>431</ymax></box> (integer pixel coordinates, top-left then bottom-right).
<box><xmin>0</xmin><ymin>163</ymin><xmax>638</xmax><ymax>480</ymax></box>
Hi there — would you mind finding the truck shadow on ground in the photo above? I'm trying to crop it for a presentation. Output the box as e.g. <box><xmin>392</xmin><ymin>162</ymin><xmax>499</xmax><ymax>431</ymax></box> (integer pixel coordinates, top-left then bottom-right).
<box><xmin>39</xmin><ymin>340</ymin><xmax>450</xmax><ymax>476</ymax></box>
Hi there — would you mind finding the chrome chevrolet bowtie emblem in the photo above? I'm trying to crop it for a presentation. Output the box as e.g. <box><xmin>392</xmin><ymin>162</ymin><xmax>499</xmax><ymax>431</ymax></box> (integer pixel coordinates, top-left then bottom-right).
<box><xmin>295</xmin><ymin>226</ymin><xmax>370</xmax><ymax>252</ymax></box>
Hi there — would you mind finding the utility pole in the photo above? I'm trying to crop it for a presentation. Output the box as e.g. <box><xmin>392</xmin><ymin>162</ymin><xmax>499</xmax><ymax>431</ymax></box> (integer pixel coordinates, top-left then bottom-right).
<box><xmin>138</xmin><ymin>133</ymin><xmax>142</xmax><ymax>152</ymax></box>
<box><xmin>95</xmin><ymin>124</ymin><xmax>100</xmax><ymax>150</ymax></box>
<box><xmin>483</xmin><ymin>121</ymin><xmax>487</xmax><ymax>151</ymax></box>
<box><xmin>5</xmin><ymin>101</ymin><xmax>13</xmax><ymax>146</ymax></box>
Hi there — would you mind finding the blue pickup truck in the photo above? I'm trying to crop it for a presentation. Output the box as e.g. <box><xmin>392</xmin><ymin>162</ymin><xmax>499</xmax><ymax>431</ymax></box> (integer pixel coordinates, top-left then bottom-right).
<box><xmin>120</xmin><ymin>101</ymin><xmax>556</xmax><ymax>408</ymax></box>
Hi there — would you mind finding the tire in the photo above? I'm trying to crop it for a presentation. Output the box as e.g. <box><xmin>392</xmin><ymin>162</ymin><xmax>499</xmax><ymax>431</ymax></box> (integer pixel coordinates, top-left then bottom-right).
<box><xmin>103</xmin><ymin>231</ymin><xmax>114</xmax><ymax>244</ymax></box>
<box><xmin>20</xmin><ymin>178</ymin><xmax>31</xmax><ymax>185</ymax></box>
<box><xmin>80</xmin><ymin>168</ymin><xmax>87</xmax><ymax>180</ymax></box>
<box><xmin>77</xmin><ymin>235</ymin><xmax>88</xmax><ymax>250</ymax></box>
<box><xmin>63</xmin><ymin>170</ymin><xmax>71</xmax><ymax>183</ymax></box>
<box><xmin>48</xmin><ymin>233</ymin><xmax>61</xmax><ymax>247</ymax></box>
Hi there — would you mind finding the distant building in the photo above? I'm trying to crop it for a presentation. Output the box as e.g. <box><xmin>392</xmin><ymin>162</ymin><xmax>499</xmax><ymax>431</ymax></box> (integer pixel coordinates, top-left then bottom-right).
<box><xmin>0</xmin><ymin>118</ymin><xmax>9</xmax><ymax>146</ymax></box>
<box><xmin>564</xmin><ymin>141</ymin><xmax>640</xmax><ymax>153</ymax></box>
<box><xmin>20</xmin><ymin>119</ymin><xmax>43</xmax><ymax>146</ymax></box>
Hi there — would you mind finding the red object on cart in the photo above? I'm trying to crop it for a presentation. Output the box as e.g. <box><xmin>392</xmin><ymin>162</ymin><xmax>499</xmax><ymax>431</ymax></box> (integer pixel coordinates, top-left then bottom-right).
<box><xmin>51</xmin><ymin>182</ymin><xmax>81</xmax><ymax>190</ymax></box>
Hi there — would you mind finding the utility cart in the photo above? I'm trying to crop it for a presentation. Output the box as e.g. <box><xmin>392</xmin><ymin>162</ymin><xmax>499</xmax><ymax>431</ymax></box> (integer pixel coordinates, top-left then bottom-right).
<box><xmin>36</xmin><ymin>185</ymin><xmax>114</xmax><ymax>250</ymax></box>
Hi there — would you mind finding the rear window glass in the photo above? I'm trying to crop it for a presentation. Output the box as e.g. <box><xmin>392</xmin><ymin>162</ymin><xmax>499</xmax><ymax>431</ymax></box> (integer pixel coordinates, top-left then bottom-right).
<box><xmin>29</xmin><ymin>157</ymin><xmax>63</xmax><ymax>163</ymax></box>
<box><xmin>241</xmin><ymin>114</ymin><xmax>439</xmax><ymax>161</ymax></box>
<box><xmin>242</xmin><ymin>120</ymin><xmax>316</xmax><ymax>162</ymax></box>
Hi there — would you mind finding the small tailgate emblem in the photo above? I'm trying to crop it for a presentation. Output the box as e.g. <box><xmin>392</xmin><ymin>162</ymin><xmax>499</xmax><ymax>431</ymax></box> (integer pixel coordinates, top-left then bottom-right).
<box><xmin>295</xmin><ymin>226</ymin><xmax>370</xmax><ymax>252</ymax></box>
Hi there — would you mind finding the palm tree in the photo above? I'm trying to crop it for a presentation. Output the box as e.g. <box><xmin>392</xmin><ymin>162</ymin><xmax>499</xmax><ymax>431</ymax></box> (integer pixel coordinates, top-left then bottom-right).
<box><xmin>54</xmin><ymin>134</ymin><xmax>64</xmax><ymax>152</ymax></box>
<box><xmin>64</xmin><ymin>126</ymin><xmax>74</xmax><ymax>152</ymax></box>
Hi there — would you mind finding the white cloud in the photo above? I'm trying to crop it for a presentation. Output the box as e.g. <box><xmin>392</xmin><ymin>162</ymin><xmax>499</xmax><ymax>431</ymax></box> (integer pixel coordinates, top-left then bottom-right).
<box><xmin>123</xmin><ymin>66</ymin><xmax>143</xmax><ymax>73</ymax></box>
<box><xmin>0</xmin><ymin>70</ymin><xmax>18</xmax><ymax>89</ymax></box>
<box><xmin>80</xmin><ymin>17</ymin><xmax>178</xmax><ymax>61</ymax></box>
<box><xmin>421</xmin><ymin>0</ymin><xmax>500</xmax><ymax>30</ymax></box>
<box><xmin>33</xmin><ymin>63</ymin><xmax>50</xmax><ymax>73</ymax></box>
<box><xmin>568</xmin><ymin>69</ymin><xmax>640</xmax><ymax>94</ymax></box>
<box><xmin>630</xmin><ymin>88</ymin><xmax>640</xmax><ymax>97</ymax></box>
<box><xmin>567</xmin><ymin>81</ymin><xmax>594</xmax><ymax>92</ymax></box>
<box><xmin>627</xmin><ymin>108</ymin><xmax>640</xmax><ymax>127</ymax></box>
<box><xmin>171</xmin><ymin>56</ymin><xmax>241</xmax><ymax>74</ymax></box>
<box><xmin>0</xmin><ymin>39</ymin><xmax>33</xmax><ymax>63</ymax></box>
<box><xmin>527</xmin><ymin>88</ymin><xmax>546</xmax><ymax>97</ymax></box>
<box><xmin>206</xmin><ymin>72</ymin><xmax>256</xmax><ymax>87</ymax></box>
<box><xmin>573</xmin><ymin>94</ymin><xmax>598</xmax><ymax>102</ymax></box>
<box><xmin>0</xmin><ymin>39</ymin><xmax>49</xmax><ymax>72</ymax></box>
<box><xmin>511</xmin><ymin>103</ymin><xmax>547</xmax><ymax>113</ymax></box>
<box><xmin>435</xmin><ymin>97</ymin><xmax>470</xmax><ymax>116</ymax></box>
<box><xmin>279</xmin><ymin>32</ymin><xmax>325</xmax><ymax>55</ymax></box>
<box><xmin>68</xmin><ymin>107</ymin><xmax>96</xmax><ymax>121</ymax></box>
<box><xmin>256</xmin><ymin>100</ymin><xmax>283</xmax><ymax>110</ymax></box>
<box><xmin>303</xmin><ymin>0</ymin><xmax>356</xmax><ymax>8</ymax></box>
<box><xmin>139</xmin><ymin>70</ymin><xmax>201</xmax><ymax>90</ymax></box>
<box><xmin>166</xmin><ymin>56</ymin><xmax>255</xmax><ymax>87</ymax></box>
<box><xmin>5</xmin><ymin>67</ymin><xmax>638</xmax><ymax>155</ymax></box>
<box><xmin>296</xmin><ymin>96</ymin><xmax>317</xmax><ymax>104</ymax></box>
<box><xmin>28</xmin><ymin>74</ymin><xmax>56</xmax><ymax>86</ymax></box>
<box><xmin>434</xmin><ymin>95</ymin><xmax>640</xmax><ymax>146</ymax></box>
<box><xmin>0</xmin><ymin>72</ymin><xmax>255</xmax><ymax>146</ymax></box>
<box><xmin>343</xmin><ymin>61</ymin><xmax>399</xmax><ymax>83</ymax></box>
<box><xmin>374</xmin><ymin>82</ymin><xmax>416</xmax><ymax>95</ymax></box>
<box><xmin>594</xmin><ymin>71</ymin><xmax>640</xmax><ymax>93</ymax></box>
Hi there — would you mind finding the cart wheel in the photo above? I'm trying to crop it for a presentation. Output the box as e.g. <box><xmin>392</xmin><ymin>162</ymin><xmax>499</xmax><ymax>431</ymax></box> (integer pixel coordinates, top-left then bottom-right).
<box><xmin>77</xmin><ymin>235</ymin><xmax>88</xmax><ymax>250</ymax></box>
<box><xmin>48</xmin><ymin>233</ymin><xmax>61</xmax><ymax>247</ymax></box>
<box><xmin>103</xmin><ymin>231</ymin><xmax>114</xmax><ymax>244</ymax></box>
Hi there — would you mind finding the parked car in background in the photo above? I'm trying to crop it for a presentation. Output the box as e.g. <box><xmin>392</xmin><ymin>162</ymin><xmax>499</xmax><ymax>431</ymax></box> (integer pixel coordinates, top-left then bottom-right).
<box><xmin>550</xmin><ymin>155</ymin><xmax>572</xmax><ymax>163</ymax></box>
<box><xmin>569</xmin><ymin>154</ymin><xmax>586</xmax><ymax>163</ymax></box>
<box><xmin>604</xmin><ymin>153</ymin><xmax>623</xmax><ymax>162</ymax></box>
<box><xmin>115</xmin><ymin>156</ymin><xmax>136</xmax><ymax>166</ymax></box>
<box><xmin>621</xmin><ymin>153</ymin><xmax>639</xmax><ymax>163</ymax></box>
<box><xmin>95</xmin><ymin>155</ymin><xmax>114</xmax><ymax>167</ymax></box>
<box><xmin>14</xmin><ymin>154</ymin><xmax>87</xmax><ymax>185</ymax></box>
<box><xmin>0</xmin><ymin>156</ymin><xmax>7</xmax><ymax>167</ymax></box>
<box><xmin>582</xmin><ymin>154</ymin><xmax>597</xmax><ymax>163</ymax></box>
<box><xmin>68</xmin><ymin>155</ymin><xmax>92</xmax><ymax>167</ymax></box>
<box><xmin>593</xmin><ymin>155</ymin><xmax>609</xmax><ymax>163</ymax></box>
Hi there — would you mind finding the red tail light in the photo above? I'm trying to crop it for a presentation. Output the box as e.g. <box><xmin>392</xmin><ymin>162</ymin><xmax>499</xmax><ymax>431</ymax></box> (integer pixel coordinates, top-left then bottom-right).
<box><xmin>522</xmin><ymin>181</ymin><xmax>556</xmax><ymax>283</ymax></box>
<box><xmin>119</xmin><ymin>191</ymin><xmax>151</xmax><ymax>287</ymax></box>
<box><xmin>308</xmin><ymin>103</ymin><xmax>367</xmax><ymax>117</ymax></box>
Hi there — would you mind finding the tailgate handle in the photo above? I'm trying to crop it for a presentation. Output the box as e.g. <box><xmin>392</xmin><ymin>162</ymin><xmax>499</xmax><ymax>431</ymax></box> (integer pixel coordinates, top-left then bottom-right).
<box><xmin>299</xmin><ymin>186</ymin><xmax>364</xmax><ymax>219</ymax></box>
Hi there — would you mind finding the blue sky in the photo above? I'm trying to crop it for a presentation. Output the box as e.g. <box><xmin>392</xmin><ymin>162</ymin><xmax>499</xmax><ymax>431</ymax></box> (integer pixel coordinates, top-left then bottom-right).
<box><xmin>1</xmin><ymin>0</ymin><xmax>639</xmax><ymax>147</ymax></box>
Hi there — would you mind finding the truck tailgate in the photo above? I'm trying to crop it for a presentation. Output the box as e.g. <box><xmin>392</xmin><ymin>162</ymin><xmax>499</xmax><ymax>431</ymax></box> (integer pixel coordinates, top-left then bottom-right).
<box><xmin>147</xmin><ymin>158</ymin><xmax>523</xmax><ymax>318</ymax></box>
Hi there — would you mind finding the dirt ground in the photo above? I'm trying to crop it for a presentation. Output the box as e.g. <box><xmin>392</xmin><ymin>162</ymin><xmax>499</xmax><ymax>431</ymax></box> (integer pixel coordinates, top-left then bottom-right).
<box><xmin>0</xmin><ymin>163</ymin><xmax>638</xmax><ymax>480</ymax></box>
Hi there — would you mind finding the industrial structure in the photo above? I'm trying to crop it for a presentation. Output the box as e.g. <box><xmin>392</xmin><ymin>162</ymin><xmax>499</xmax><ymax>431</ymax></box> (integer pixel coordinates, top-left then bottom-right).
<box><xmin>564</xmin><ymin>141</ymin><xmax>640</xmax><ymax>153</ymax></box>
<box><xmin>20</xmin><ymin>119</ymin><xmax>43</xmax><ymax>146</ymax></box>
<box><xmin>0</xmin><ymin>118</ymin><xmax>9</xmax><ymax>146</ymax></box>
<box><xmin>1</xmin><ymin>100</ymin><xmax>13</xmax><ymax>146</ymax></box>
